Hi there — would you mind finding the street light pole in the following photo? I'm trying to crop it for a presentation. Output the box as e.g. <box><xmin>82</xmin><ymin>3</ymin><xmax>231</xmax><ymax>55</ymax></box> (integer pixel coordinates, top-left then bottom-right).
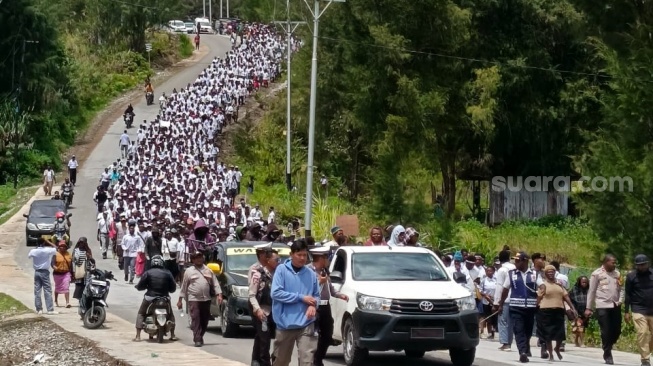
<box><xmin>203</xmin><ymin>0</ymin><xmax>206</xmax><ymax>17</ymax></box>
<box><xmin>220</xmin><ymin>0</ymin><xmax>223</xmax><ymax>19</ymax></box>
<box><xmin>274</xmin><ymin>5</ymin><xmax>305</xmax><ymax>192</ymax></box>
<box><xmin>302</xmin><ymin>0</ymin><xmax>344</xmax><ymax>238</ymax></box>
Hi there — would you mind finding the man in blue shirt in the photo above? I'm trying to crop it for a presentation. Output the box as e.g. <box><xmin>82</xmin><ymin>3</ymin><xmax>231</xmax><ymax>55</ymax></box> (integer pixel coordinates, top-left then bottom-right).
<box><xmin>28</xmin><ymin>237</ymin><xmax>58</xmax><ymax>315</ymax></box>
<box><xmin>270</xmin><ymin>239</ymin><xmax>320</xmax><ymax>366</ymax></box>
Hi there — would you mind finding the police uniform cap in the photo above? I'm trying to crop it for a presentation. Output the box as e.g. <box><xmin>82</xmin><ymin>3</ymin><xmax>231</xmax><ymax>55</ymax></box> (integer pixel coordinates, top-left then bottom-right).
<box><xmin>309</xmin><ymin>246</ymin><xmax>330</xmax><ymax>256</ymax></box>
<box><xmin>253</xmin><ymin>242</ymin><xmax>273</xmax><ymax>251</ymax></box>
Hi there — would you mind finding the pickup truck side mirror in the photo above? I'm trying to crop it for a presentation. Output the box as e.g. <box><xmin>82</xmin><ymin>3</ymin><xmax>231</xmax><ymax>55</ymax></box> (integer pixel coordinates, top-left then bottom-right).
<box><xmin>67</xmin><ymin>213</ymin><xmax>73</xmax><ymax>218</ymax></box>
<box><xmin>452</xmin><ymin>272</ymin><xmax>467</xmax><ymax>284</ymax></box>
<box><xmin>330</xmin><ymin>271</ymin><xmax>343</xmax><ymax>283</ymax></box>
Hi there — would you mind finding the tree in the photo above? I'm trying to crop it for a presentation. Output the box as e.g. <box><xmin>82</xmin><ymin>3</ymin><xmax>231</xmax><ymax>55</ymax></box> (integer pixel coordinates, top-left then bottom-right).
<box><xmin>0</xmin><ymin>99</ymin><xmax>34</xmax><ymax>187</ymax></box>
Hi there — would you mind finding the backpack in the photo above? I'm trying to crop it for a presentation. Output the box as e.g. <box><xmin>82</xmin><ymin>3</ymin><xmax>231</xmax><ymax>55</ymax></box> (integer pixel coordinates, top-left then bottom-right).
<box><xmin>256</xmin><ymin>267</ymin><xmax>273</xmax><ymax>306</ymax></box>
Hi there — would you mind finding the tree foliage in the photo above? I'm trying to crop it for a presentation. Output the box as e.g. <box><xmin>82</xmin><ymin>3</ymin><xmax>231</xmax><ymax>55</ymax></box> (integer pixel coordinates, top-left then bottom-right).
<box><xmin>0</xmin><ymin>0</ymin><xmax>197</xmax><ymax>183</ymax></box>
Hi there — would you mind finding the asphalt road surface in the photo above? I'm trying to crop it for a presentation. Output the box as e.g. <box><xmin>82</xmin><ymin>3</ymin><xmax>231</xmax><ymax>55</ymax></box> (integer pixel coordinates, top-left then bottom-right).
<box><xmin>13</xmin><ymin>34</ymin><xmax>558</xmax><ymax>366</ymax></box>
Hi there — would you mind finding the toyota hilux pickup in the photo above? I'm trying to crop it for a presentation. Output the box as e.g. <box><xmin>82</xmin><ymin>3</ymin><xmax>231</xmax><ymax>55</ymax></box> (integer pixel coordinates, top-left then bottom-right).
<box><xmin>328</xmin><ymin>246</ymin><xmax>478</xmax><ymax>366</ymax></box>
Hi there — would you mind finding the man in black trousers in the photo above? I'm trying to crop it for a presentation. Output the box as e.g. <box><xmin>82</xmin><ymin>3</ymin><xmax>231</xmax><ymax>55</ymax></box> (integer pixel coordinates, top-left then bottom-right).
<box><xmin>309</xmin><ymin>246</ymin><xmax>349</xmax><ymax>366</ymax></box>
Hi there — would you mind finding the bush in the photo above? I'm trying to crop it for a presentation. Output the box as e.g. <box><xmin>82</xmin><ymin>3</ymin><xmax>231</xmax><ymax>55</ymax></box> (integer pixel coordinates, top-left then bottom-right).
<box><xmin>178</xmin><ymin>34</ymin><xmax>193</xmax><ymax>58</ymax></box>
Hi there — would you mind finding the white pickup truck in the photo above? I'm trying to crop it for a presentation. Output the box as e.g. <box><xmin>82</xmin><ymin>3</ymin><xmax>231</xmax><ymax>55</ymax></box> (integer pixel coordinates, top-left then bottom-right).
<box><xmin>327</xmin><ymin>246</ymin><xmax>479</xmax><ymax>366</ymax></box>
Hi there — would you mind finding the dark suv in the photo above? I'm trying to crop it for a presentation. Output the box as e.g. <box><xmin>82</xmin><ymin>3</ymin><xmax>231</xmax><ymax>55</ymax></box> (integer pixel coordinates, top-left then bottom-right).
<box><xmin>24</xmin><ymin>199</ymin><xmax>67</xmax><ymax>246</ymax></box>
<box><xmin>207</xmin><ymin>241</ymin><xmax>290</xmax><ymax>337</ymax></box>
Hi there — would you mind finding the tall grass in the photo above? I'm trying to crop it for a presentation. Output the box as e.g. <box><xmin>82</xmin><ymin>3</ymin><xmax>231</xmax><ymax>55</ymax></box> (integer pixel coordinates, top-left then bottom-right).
<box><xmin>418</xmin><ymin>216</ymin><xmax>606</xmax><ymax>267</ymax></box>
<box><xmin>178</xmin><ymin>34</ymin><xmax>194</xmax><ymax>58</ymax></box>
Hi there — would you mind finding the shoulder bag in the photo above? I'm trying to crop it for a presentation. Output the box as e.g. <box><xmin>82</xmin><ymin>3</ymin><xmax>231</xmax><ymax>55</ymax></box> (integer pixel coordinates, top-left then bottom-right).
<box><xmin>202</xmin><ymin>269</ymin><xmax>216</xmax><ymax>298</ymax></box>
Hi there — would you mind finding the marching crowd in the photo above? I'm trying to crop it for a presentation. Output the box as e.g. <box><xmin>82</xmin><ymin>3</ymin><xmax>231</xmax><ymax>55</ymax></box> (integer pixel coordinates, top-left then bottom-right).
<box><xmin>24</xmin><ymin>18</ymin><xmax>653</xmax><ymax>366</ymax></box>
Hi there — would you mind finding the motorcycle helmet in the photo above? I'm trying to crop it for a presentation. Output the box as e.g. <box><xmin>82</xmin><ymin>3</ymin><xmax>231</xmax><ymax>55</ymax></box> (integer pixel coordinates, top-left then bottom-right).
<box><xmin>150</xmin><ymin>255</ymin><xmax>165</xmax><ymax>268</ymax></box>
<box><xmin>56</xmin><ymin>212</ymin><xmax>65</xmax><ymax>219</ymax></box>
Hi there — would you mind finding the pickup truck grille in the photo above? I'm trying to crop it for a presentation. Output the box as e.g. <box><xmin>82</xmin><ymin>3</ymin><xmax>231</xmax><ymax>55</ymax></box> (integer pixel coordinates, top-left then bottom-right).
<box><xmin>390</xmin><ymin>299</ymin><xmax>459</xmax><ymax>315</ymax></box>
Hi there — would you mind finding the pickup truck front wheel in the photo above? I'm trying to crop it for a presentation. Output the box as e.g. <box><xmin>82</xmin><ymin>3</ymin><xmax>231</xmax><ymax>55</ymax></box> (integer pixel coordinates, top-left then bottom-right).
<box><xmin>343</xmin><ymin>318</ymin><xmax>368</xmax><ymax>366</ymax></box>
<box><xmin>449</xmin><ymin>347</ymin><xmax>475</xmax><ymax>366</ymax></box>
<box><xmin>405</xmin><ymin>350</ymin><xmax>426</xmax><ymax>358</ymax></box>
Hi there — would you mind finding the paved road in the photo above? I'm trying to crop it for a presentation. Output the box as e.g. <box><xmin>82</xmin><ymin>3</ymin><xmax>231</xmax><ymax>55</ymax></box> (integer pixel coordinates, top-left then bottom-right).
<box><xmin>13</xmin><ymin>34</ymin><xmax>614</xmax><ymax>366</ymax></box>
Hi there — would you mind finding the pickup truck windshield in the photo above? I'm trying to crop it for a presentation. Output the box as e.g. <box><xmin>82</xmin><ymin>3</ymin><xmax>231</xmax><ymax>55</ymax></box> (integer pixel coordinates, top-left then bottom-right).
<box><xmin>352</xmin><ymin>252</ymin><xmax>449</xmax><ymax>281</ymax></box>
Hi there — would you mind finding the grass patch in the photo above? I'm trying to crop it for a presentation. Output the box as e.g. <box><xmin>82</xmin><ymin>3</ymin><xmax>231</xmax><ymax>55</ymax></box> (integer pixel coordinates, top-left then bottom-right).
<box><xmin>0</xmin><ymin>184</ymin><xmax>39</xmax><ymax>226</ymax></box>
<box><xmin>179</xmin><ymin>34</ymin><xmax>194</xmax><ymax>58</ymax></box>
<box><xmin>0</xmin><ymin>293</ymin><xmax>28</xmax><ymax>315</ymax></box>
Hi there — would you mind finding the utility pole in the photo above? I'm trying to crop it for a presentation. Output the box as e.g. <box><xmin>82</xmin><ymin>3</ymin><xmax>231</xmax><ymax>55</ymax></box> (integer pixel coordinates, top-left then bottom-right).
<box><xmin>220</xmin><ymin>0</ymin><xmax>223</xmax><ymax>19</ymax></box>
<box><xmin>209</xmin><ymin>0</ymin><xmax>212</xmax><ymax>25</ymax></box>
<box><xmin>273</xmin><ymin>3</ymin><xmax>306</xmax><ymax>192</ymax></box>
<box><xmin>302</xmin><ymin>0</ymin><xmax>345</xmax><ymax>238</ymax></box>
<box><xmin>203</xmin><ymin>0</ymin><xmax>206</xmax><ymax>17</ymax></box>
<box><xmin>226</xmin><ymin>0</ymin><xmax>230</xmax><ymax>18</ymax></box>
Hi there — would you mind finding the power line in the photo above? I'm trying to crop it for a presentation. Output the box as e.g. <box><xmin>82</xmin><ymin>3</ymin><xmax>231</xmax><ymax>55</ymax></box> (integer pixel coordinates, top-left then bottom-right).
<box><xmin>316</xmin><ymin>35</ymin><xmax>648</xmax><ymax>82</ymax></box>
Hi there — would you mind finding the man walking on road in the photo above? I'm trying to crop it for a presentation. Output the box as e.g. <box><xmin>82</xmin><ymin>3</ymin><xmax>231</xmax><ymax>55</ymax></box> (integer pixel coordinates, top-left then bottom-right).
<box><xmin>119</xmin><ymin>130</ymin><xmax>130</xmax><ymax>158</ymax></box>
<box><xmin>121</xmin><ymin>221</ymin><xmax>143</xmax><ymax>284</ymax></box>
<box><xmin>177</xmin><ymin>251</ymin><xmax>223</xmax><ymax>347</ymax></box>
<box><xmin>493</xmin><ymin>249</ymin><xmax>515</xmax><ymax>351</ymax></box>
<box><xmin>625</xmin><ymin>254</ymin><xmax>653</xmax><ymax>366</ymax></box>
<box><xmin>270</xmin><ymin>239</ymin><xmax>320</xmax><ymax>366</ymax></box>
<box><xmin>97</xmin><ymin>209</ymin><xmax>111</xmax><ymax>259</ymax></box>
<box><xmin>67</xmin><ymin>155</ymin><xmax>78</xmax><ymax>186</ymax></box>
<box><xmin>496</xmin><ymin>252</ymin><xmax>540</xmax><ymax>363</ymax></box>
<box><xmin>28</xmin><ymin>237</ymin><xmax>58</xmax><ymax>315</ymax></box>
<box><xmin>586</xmin><ymin>254</ymin><xmax>624</xmax><ymax>365</ymax></box>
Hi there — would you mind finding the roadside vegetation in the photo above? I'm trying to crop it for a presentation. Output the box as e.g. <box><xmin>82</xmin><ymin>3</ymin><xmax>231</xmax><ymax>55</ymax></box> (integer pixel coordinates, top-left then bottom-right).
<box><xmin>0</xmin><ymin>0</ymin><xmax>200</xmax><ymax>213</ymax></box>
<box><xmin>0</xmin><ymin>293</ymin><xmax>28</xmax><ymax>316</ymax></box>
<box><xmin>233</xmin><ymin>0</ymin><xmax>650</xmax><ymax>351</ymax></box>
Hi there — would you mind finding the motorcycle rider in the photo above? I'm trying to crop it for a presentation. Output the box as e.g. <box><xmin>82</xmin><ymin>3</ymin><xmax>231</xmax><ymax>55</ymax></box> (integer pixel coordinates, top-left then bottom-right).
<box><xmin>134</xmin><ymin>255</ymin><xmax>177</xmax><ymax>342</ymax></box>
<box><xmin>53</xmin><ymin>211</ymin><xmax>71</xmax><ymax>245</ymax></box>
<box><xmin>145</xmin><ymin>82</ymin><xmax>154</xmax><ymax>104</ymax></box>
<box><xmin>124</xmin><ymin>104</ymin><xmax>135</xmax><ymax>127</ymax></box>
<box><xmin>61</xmin><ymin>178</ymin><xmax>74</xmax><ymax>205</ymax></box>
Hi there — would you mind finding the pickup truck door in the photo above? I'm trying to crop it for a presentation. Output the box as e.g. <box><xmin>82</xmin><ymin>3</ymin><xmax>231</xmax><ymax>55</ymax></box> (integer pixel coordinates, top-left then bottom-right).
<box><xmin>329</xmin><ymin>250</ymin><xmax>347</xmax><ymax>340</ymax></box>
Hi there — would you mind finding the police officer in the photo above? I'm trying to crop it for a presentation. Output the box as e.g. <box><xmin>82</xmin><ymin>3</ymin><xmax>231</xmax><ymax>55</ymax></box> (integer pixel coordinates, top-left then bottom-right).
<box><xmin>496</xmin><ymin>252</ymin><xmax>540</xmax><ymax>363</ymax></box>
<box><xmin>309</xmin><ymin>246</ymin><xmax>349</xmax><ymax>366</ymax></box>
<box><xmin>249</xmin><ymin>247</ymin><xmax>280</xmax><ymax>366</ymax></box>
<box><xmin>249</xmin><ymin>242</ymin><xmax>273</xmax><ymax>283</ymax></box>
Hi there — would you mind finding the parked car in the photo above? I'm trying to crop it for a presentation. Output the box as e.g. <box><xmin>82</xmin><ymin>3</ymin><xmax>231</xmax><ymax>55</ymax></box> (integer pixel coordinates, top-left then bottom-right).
<box><xmin>24</xmin><ymin>199</ymin><xmax>67</xmax><ymax>246</ymax></box>
<box><xmin>184</xmin><ymin>22</ymin><xmax>195</xmax><ymax>34</ymax></box>
<box><xmin>205</xmin><ymin>241</ymin><xmax>290</xmax><ymax>337</ymax></box>
<box><xmin>168</xmin><ymin>20</ymin><xmax>186</xmax><ymax>33</ymax></box>
<box><xmin>328</xmin><ymin>246</ymin><xmax>479</xmax><ymax>366</ymax></box>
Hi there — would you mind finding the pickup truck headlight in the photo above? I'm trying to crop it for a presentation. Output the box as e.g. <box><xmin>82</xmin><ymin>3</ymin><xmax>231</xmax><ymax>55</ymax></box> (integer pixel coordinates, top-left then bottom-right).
<box><xmin>356</xmin><ymin>293</ymin><xmax>392</xmax><ymax>311</ymax></box>
<box><xmin>27</xmin><ymin>223</ymin><xmax>37</xmax><ymax>230</ymax></box>
<box><xmin>231</xmin><ymin>285</ymin><xmax>249</xmax><ymax>298</ymax></box>
<box><xmin>455</xmin><ymin>295</ymin><xmax>477</xmax><ymax>311</ymax></box>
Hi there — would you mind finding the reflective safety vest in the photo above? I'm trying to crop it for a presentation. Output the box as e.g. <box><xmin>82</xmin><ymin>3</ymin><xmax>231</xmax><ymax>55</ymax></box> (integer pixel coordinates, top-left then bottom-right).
<box><xmin>508</xmin><ymin>269</ymin><xmax>539</xmax><ymax>308</ymax></box>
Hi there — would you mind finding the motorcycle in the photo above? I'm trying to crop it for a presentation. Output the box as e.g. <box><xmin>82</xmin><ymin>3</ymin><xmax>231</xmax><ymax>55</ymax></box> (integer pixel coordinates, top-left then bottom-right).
<box><xmin>142</xmin><ymin>297</ymin><xmax>175</xmax><ymax>343</ymax></box>
<box><xmin>124</xmin><ymin>113</ymin><xmax>134</xmax><ymax>128</ymax></box>
<box><xmin>146</xmin><ymin>92</ymin><xmax>154</xmax><ymax>105</ymax></box>
<box><xmin>61</xmin><ymin>190</ymin><xmax>73</xmax><ymax>209</ymax></box>
<box><xmin>79</xmin><ymin>268</ymin><xmax>116</xmax><ymax>329</ymax></box>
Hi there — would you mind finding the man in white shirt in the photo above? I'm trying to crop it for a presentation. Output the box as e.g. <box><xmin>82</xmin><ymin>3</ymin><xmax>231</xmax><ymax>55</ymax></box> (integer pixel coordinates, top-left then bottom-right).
<box><xmin>28</xmin><ymin>237</ymin><xmax>57</xmax><ymax>314</ymax></box>
<box><xmin>493</xmin><ymin>250</ymin><xmax>516</xmax><ymax>351</ymax></box>
<box><xmin>267</xmin><ymin>207</ymin><xmax>275</xmax><ymax>224</ymax></box>
<box><xmin>67</xmin><ymin>155</ymin><xmax>78</xmax><ymax>186</ymax></box>
<box><xmin>97</xmin><ymin>210</ymin><xmax>111</xmax><ymax>259</ymax></box>
<box><xmin>119</xmin><ymin>130</ymin><xmax>130</xmax><ymax>158</ymax></box>
<box><xmin>43</xmin><ymin>166</ymin><xmax>55</xmax><ymax>196</ymax></box>
<box><xmin>121</xmin><ymin>221</ymin><xmax>144</xmax><ymax>284</ymax></box>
